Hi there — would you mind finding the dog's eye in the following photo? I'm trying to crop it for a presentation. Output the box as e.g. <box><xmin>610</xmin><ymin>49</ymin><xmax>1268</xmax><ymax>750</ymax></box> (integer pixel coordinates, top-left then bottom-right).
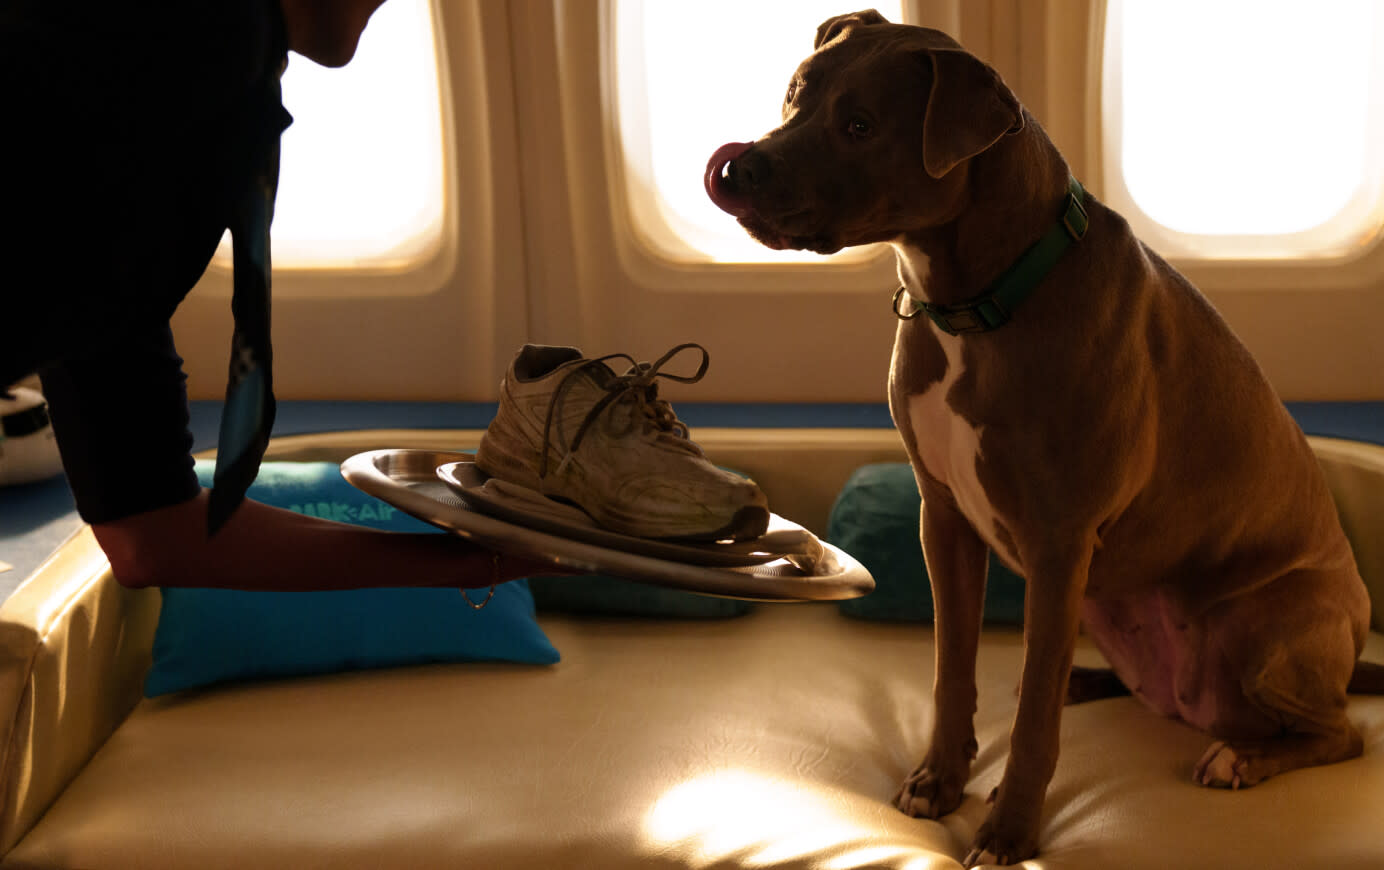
<box><xmin>845</xmin><ymin>117</ymin><xmax>873</xmax><ymax>139</ymax></box>
<box><xmin>785</xmin><ymin>80</ymin><xmax>800</xmax><ymax>105</ymax></box>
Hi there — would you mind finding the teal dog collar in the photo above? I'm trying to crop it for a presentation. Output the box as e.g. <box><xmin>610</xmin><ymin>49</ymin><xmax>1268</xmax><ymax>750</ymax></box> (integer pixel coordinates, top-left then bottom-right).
<box><xmin>894</xmin><ymin>177</ymin><xmax>1089</xmax><ymax>334</ymax></box>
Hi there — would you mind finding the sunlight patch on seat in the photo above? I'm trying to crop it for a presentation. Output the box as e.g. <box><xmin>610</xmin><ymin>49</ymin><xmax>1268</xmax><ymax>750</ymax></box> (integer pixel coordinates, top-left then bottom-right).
<box><xmin>641</xmin><ymin>768</ymin><xmax>953</xmax><ymax>868</ymax></box>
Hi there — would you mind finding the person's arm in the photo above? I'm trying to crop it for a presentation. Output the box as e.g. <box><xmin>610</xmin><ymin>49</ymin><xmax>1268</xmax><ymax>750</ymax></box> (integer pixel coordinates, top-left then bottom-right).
<box><xmin>93</xmin><ymin>489</ymin><xmax>564</xmax><ymax>590</ymax></box>
<box><xmin>41</xmin><ymin>328</ymin><xmax>568</xmax><ymax>593</ymax></box>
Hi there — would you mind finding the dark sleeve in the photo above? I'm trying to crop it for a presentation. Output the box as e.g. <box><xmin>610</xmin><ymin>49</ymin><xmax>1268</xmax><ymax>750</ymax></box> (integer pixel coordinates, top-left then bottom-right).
<box><xmin>2</xmin><ymin>0</ymin><xmax>284</xmax><ymax>384</ymax></box>
<box><xmin>39</xmin><ymin>323</ymin><xmax>200</xmax><ymax>524</ymax></box>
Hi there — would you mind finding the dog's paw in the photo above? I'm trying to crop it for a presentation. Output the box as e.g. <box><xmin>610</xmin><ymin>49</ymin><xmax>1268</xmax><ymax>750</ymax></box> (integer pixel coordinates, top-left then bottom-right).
<box><xmin>1193</xmin><ymin>740</ymin><xmax>1274</xmax><ymax>790</ymax></box>
<box><xmin>1195</xmin><ymin>740</ymin><xmax>1243</xmax><ymax>789</ymax></box>
<box><xmin>893</xmin><ymin>759</ymin><xmax>966</xmax><ymax>819</ymax></box>
<box><xmin>963</xmin><ymin>806</ymin><xmax>1041</xmax><ymax>867</ymax></box>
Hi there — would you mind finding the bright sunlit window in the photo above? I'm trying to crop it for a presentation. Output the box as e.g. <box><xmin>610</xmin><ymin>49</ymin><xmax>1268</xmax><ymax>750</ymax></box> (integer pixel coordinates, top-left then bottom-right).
<box><xmin>615</xmin><ymin>1</ymin><xmax>905</xmax><ymax>263</ymax></box>
<box><xmin>1105</xmin><ymin>0</ymin><xmax>1384</xmax><ymax>259</ymax></box>
<box><xmin>217</xmin><ymin>0</ymin><xmax>445</xmax><ymax>269</ymax></box>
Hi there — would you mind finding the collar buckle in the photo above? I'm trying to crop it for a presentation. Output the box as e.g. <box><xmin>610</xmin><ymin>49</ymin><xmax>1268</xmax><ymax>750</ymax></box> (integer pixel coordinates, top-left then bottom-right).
<box><xmin>920</xmin><ymin>298</ymin><xmax>1010</xmax><ymax>335</ymax></box>
<box><xmin>1062</xmin><ymin>186</ymin><xmax>1089</xmax><ymax>241</ymax></box>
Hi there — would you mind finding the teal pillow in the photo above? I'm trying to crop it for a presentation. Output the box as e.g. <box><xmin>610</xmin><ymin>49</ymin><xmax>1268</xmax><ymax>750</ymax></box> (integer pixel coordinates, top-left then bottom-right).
<box><xmin>144</xmin><ymin>462</ymin><xmax>561</xmax><ymax>697</ymax></box>
<box><xmin>827</xmin><ymin>463</ymin><xmax>1025</xmax><ymax>623</ymax></box>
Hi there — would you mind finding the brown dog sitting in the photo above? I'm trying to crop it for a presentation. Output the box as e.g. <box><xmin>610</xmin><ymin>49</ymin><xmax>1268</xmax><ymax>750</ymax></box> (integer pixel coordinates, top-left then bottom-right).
<box><xmin>705</xmin><ymin>9</ymin><xmax>1383</xmax><ymax>866</ymax></box>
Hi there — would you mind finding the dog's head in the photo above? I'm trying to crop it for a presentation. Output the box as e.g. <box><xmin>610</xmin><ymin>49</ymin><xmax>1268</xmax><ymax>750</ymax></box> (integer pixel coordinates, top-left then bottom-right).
<box><xmin>704</xmin><ymin>9</ymin><xmax>1023</xmax><ymax>254</ymax></box>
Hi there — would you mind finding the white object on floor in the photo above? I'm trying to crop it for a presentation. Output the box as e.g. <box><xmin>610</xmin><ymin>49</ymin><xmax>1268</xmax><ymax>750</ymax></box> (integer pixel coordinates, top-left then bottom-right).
<box><xmin>0</xmin><ymin>387</ymin><xmax>65</xmax><ymax>487</ymax></box>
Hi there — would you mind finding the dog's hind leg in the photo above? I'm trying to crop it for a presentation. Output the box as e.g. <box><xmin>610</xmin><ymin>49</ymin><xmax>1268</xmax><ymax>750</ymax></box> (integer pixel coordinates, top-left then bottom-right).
<box><xmin>1193</xmin><ymin>593</ymin><xmax>1365</xmax><ymax>789</ymax></box>
<box><xmin>1194</xmin><ymin>727</ymin><xmax>1362</xmax><ymax>790</ymax></box>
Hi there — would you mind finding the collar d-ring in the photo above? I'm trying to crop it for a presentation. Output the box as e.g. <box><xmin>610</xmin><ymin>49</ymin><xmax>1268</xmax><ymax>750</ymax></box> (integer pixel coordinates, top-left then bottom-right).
<box><xmin>892</xmin><ymin>286</ymin><xmax>923</xmax><ymax>320</ymax></box>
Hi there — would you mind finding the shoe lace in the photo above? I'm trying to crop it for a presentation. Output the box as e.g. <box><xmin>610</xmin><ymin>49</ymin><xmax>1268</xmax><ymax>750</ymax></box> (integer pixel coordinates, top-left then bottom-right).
<box><xmin>538</xmin><ymin>343</ymin><xmax>711</xmax><ymax>479</ymax></box>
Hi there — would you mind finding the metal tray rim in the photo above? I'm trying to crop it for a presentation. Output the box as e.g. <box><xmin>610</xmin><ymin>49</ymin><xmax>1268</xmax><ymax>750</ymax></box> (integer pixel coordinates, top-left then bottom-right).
<box><xmin>340</xmin><ymin>448</ymin><xmax>874</xmax><ymax>603</ymax></box>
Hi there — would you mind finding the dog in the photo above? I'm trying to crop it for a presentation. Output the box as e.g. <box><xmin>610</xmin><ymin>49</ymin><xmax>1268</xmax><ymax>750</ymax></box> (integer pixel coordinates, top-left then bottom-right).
<box><xmin>704</xmin><ymin>10</ymin><xmax>1383</xmax><ymax>865</ymax></box>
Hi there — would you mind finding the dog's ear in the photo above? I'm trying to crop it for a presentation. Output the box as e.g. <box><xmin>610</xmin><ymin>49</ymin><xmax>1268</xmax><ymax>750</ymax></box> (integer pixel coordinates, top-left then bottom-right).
<box><xmin>814</xmin><ymin>9</ymin><xmax>890</xmax><ymax>49</ymax></box>
<box><xmin>920</xmin><ymin>49</ymin><xmax>1024</xmax><ymax>179</ymax></box>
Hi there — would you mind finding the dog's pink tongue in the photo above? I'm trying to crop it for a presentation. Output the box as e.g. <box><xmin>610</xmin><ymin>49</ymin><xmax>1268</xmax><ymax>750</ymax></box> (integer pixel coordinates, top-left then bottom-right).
<box><xmin>705</xmin><ymin>141</ymin><xmax>754</xmax><ymax>218</ymax></box>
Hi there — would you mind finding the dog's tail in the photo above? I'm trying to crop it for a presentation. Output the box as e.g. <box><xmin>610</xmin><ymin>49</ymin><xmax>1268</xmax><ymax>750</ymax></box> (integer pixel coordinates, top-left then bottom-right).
<box><xmin>1348</xmin><ymin>660</ymin><xmax>1384</xmax><ymax>695</ymax></box>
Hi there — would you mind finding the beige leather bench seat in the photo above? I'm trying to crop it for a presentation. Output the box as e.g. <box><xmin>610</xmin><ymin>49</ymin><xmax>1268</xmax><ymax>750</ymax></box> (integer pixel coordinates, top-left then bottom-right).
<box><xmin>6</xmin><ymin>604</ymin><xmax>1384</xmax><ymax>870</ymax></box>
<box><xmin>2</xmin><ymin>431</ymin><xmax>1382</xmax><ymax>869</ymax></box>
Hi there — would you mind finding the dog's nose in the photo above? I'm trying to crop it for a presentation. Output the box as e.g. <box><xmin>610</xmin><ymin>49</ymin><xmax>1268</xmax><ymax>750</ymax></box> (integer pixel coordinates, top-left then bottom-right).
<box><xmin>726</xmin><ymin>149</ymin><xmax>770</xmax><ymax>193</ymax></box>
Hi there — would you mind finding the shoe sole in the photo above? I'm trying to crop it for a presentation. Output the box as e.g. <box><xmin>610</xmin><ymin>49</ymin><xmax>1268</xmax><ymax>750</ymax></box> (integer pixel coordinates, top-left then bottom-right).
<box><xmin>476</xmin><ymin>437</ymin><xmax>770</xmax><ymax>542</ymax></box>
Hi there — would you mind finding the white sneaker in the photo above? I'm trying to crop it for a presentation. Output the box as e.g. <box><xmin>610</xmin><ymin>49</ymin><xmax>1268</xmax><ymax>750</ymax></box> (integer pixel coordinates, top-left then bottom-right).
<box><xmin>476</xmin><ymin>343</ymin><xmax>770</xmax><ymax>541</ymax></box>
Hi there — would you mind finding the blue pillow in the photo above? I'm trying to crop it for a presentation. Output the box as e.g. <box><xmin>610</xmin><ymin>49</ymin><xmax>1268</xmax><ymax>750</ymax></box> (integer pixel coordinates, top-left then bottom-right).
<box><xmin>143</xmin><ymin>461</ymin><xmax>560</xmax><ymax>697</ymax></box>
<box><xmin>827</xmin><ymin>463</ymin><xmax>1026</xmax><ymax>624</ymax></box>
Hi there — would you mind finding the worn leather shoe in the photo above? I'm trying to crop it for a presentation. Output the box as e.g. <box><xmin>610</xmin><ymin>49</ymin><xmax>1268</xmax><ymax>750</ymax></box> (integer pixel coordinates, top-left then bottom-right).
<box><xmin>476</xmin><ymin>343</ymin><xmax>770</xmax><ymax>541</ymax></box>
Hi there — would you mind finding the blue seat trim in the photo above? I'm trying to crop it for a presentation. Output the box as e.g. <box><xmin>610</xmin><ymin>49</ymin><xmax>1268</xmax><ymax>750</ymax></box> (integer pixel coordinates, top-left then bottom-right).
<box><xmin>184</xmin><ymin>401</ymin><xmax>898</xmax><ymax>450</ymax></box>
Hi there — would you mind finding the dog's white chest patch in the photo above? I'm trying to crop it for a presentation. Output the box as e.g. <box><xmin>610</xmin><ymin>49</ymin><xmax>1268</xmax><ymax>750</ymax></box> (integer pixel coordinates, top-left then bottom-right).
<box><xmin>905</xmin><ymin>330</ymin><xmax>1002</xmax><ymax>549</ymax></box>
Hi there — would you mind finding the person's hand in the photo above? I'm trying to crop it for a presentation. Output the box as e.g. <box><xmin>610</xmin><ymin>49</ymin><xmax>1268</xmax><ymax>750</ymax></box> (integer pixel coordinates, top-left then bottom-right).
<box><xmin>455</xmin><ymin>548</ymin><xmax>588</xmax><ymax>609</ymax></box>
<box><xmin>457</xmin><ymin>548</ymin><xmax>587</xmax><ymax>591</ymax></box>
<box><xmin>93</xmin><ymin>490</ymin><xmax>588</xmax><ymax>592</ymax></box>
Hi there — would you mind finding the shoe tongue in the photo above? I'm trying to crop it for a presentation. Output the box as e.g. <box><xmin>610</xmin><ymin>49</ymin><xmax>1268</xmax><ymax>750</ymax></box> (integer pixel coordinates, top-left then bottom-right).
<box><xmin>577</xmin><ymin>359</ymin><xmax>619</xmax><ymax>388</ymax></box>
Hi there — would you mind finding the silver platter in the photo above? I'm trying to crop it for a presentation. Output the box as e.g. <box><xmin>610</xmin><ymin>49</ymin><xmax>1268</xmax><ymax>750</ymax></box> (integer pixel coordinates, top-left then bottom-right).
<box><xmin>340</xmin><ymin>449</ymin><xmax>875</xmax><ymax>603</ymax></box>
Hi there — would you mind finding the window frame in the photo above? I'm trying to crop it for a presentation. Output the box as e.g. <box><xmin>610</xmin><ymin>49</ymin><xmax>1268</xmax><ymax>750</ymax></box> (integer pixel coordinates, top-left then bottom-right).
<box><xmin>1081</xmin><ymin>0</ymin><xmax>1382</xmax><ymax>397</ymax></box>
<box><xmin>530</xmin><ymin>0</ymin><xmax>1383</xmax><ymax>399</ymax></box>
<box><xmin>507</xmin><ymin>1</ymin><xmax>981</xmax><ymax>404</ymax></box>
<box><xmin>171</xmin><ymin>0</ymin><xmax>1382</xmax><ymax>405</ymax></box>
<box><xmin>174</xmin><ymin>0</ymin><xmax>530</xmax><ymax>402</ymax></box>
<box><xmin>1094</xmin><ymin>0</ymin><xmax>1384</xmax><ymax>284</ymax></box>
<box><xmin>201</xmin><ymin>0</ymin><xmax>458</xmax><ymax>298</ymax></box>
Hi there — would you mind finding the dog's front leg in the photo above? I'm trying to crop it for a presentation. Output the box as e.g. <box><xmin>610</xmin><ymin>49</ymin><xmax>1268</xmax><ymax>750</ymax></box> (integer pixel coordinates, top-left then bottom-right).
<box><xmin>895</xmin><ymin>477</ymin><xmax>988</xmax><ymax>820</ymax></box>
<box><xmin>965</xmin><ymin>542</ymin><xmax>1092</xmax><ymax>866</ymax></box>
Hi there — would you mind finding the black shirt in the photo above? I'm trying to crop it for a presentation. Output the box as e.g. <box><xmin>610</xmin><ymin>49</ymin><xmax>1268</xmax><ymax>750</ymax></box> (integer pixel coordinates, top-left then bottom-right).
<box><xmin>0</xmin><ymin>0</ymin><xmax>289</xmax><ymax>522</ymax></box>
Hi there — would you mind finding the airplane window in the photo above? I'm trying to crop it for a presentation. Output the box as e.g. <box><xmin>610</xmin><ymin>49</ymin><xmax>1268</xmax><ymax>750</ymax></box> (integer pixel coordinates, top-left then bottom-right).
<box><xmin>614</xmin><ymin>0</ymin><xmax>904</xmax><ymax>264</ymax></box>
<box><xmin>217</xmin><ymin>0</ymin><xmax>445</xmax><ymax>269</ymax></box>
<box><xmin>1105</xmin><ymin>0</ymin><xmax>1384</xmax><ymax>259</ymax></box>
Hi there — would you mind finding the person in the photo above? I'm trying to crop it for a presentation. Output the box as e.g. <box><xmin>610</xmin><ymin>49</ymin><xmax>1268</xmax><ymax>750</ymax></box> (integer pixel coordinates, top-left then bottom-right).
<box><xmin>0</xmin><ymin>0</ymin><xmax>560</xmax><ymax>591</ymax></box>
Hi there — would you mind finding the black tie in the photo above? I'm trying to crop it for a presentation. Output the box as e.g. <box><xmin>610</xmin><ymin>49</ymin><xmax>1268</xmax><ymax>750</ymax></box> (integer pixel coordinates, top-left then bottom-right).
<box><xmin>206</xmin><ymin>63</ymin><xmax>292</xmax><ymax>536</ymax></box>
